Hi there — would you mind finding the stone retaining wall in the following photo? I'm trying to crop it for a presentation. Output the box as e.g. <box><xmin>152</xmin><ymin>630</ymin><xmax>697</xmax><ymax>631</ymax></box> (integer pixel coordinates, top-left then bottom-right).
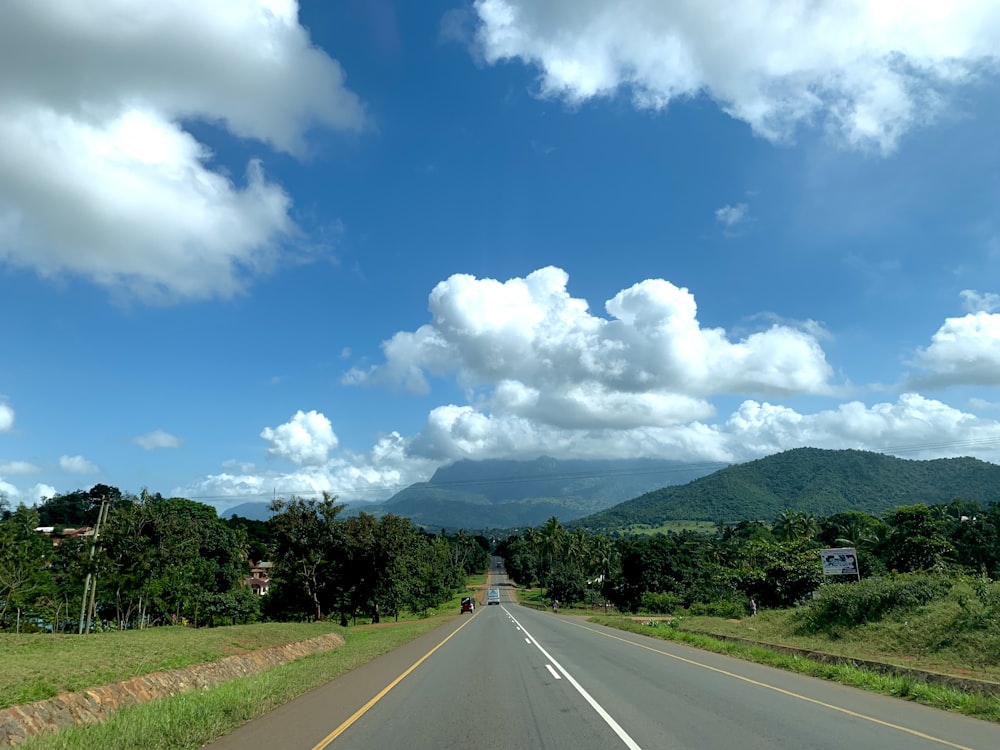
<box><xmin>0</xmin><ymin>632</ymin><xmax>345</xmax><ymax>747</ymax></box>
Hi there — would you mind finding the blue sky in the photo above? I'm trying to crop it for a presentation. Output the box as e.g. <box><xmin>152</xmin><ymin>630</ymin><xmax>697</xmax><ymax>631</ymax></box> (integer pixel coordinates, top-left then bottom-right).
<box><xmin>2</xmin><ymin>0</ymin><xmax>1000</xmax><ymax>513</ymax></box>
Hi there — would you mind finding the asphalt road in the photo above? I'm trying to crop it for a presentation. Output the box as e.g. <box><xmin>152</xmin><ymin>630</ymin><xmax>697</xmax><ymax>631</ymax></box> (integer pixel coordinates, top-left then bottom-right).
<box><xmin>207</xmin><ymin>561</ymin><xmax>1000</xmax><ymax>750</ymax></box>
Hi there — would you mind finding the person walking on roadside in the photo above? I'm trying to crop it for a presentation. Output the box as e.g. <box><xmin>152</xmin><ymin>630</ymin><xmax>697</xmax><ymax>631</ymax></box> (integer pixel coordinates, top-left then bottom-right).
<box><xmin>552</xmin><ymin>599</ymin><xmax>559</xmax><ymax>614</ymax></box>
<box><xmin>749</xmin><ymin>597</ymin><xmax>757</xmax><ymax>617</ymax></box>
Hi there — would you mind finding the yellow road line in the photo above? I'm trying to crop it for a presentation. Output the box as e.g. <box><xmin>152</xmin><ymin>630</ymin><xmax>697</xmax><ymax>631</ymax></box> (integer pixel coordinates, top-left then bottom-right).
<box><xmin>311</xmin><ymin>614</ymin><xmax>477</xmax><ymax>750</ymax></box>
<box><xmin>564</xmin><ymin>619</ymin><xmax>975</xmax><ymax>750</ymax></box>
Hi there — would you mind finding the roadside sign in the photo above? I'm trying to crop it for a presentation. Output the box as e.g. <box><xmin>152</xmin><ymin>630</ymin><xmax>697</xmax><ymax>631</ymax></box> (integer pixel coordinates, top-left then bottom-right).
<box><xmin>820</xmin><ymin>547</ymin><xmax>859</xmax><ymax>576</ymax></box>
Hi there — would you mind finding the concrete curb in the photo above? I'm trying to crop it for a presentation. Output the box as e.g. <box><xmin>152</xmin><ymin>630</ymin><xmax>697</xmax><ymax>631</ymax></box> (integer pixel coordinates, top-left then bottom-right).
<box><xmin>0</xmin><ymin>632</ymin><xmax>345</xmax><ymax>747</ymax></box>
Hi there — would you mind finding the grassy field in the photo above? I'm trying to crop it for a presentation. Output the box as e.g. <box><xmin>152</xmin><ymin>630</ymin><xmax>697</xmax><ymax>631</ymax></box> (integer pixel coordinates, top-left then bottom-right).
<box><xmin>16</xmin><ymin>620</ymin><xmax>447</xmax><ymax>750</ymax></box>
<box><xmin>1</xmin><ymin>621</ymin><xmax>355</xmax><ymax>709</ymax></box>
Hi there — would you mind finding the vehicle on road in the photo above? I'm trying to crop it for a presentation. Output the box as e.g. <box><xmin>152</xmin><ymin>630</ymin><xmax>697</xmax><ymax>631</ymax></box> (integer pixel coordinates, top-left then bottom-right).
<box><xmin>461</xmin><ymin>596</ymin><xmax>475</xmax><ymax>613</ymax></box>
<box><xmin>487</xmin><ymin>588</ymin><xmax>501</xmax><ymax>605</ymax></box>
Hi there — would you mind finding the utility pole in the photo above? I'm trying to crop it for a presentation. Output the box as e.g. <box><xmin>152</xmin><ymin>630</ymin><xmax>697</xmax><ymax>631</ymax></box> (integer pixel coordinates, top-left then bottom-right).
<box><xmin>77</xmin><ymin>495</ymin><xmax>111</xmax><ymax>634</ymax></box>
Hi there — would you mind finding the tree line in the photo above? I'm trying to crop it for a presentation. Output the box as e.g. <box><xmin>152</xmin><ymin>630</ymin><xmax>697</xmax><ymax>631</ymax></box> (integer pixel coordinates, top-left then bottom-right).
<box><xmin>0</xmin><ymin>488</ymin><xmax>489</xmax><ymax>633</ymax></box>
<box><xmin>501</xmin><ymin>499</ymin><xmax>1000</xmax><ymax>615</ymax></box>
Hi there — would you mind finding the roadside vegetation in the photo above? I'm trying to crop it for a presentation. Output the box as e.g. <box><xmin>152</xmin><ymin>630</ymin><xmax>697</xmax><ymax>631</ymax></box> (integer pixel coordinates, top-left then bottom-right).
<box><xmin>16</xmin><ymin>620</ymin><xmax>445</xmax><ymax>750</ymax></box>
<box><xmin>592</xmin><ymin>615</ymin><xmax>1000</xmax><ymax>721</ymax></box>
<box><xmin>0</xmin><ymin>487</ymin><xmax>491</xmax><ymax>634</ymax></box>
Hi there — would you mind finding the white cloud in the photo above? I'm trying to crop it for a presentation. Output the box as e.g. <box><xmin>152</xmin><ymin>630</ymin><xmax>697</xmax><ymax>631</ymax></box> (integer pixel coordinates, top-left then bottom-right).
<box><xmin>261</xmin><ymin>410</ymin><xmax>339</xmax><ymax>466</ymax></box>
<box><xmin>134</xmin><ymin>429</ymin><xmax>182</xmax><ymax>450</ymax></box>
<box><xmin>59</xmin><ymin>455</ymin><xmax>99</xmax><ymax>474</ymax></box>
<box><xmin>406</xmin><ymin>393</ymin><xmax>1000</xmax><ymax>465</ymax></box>
<box><xmin>348</xmin><ymin>267</ymin><xmax>836</xmax><ymax>430</ymax></box>
<box><xmin>176</xmin><ymin>429</ymin><xmax>437</xmax><ymax>509</ymax></box>
<box><xmin>715</xmin><ymin>203</ymin><xmax>749</xmax><ymax>228</ymax></box>
<box><xmin>29</xmin><ymin>484</ymin><xmax>58</xmax><ymax>503</ymax></box>
<box><xmin>911</xmin><ymin>312</ymin><xmax>1000</xmax><ymax>387</ymax></box>
<box><xmin>961</xmin><ymin>289</ymin><xmax>1000</xmax><ymax>313</ymax></box>
<box><xmin>0</xmin><ymin>479</ymin><xmax>58</xmax><ymax>505</ymax></box>
<box><xmin>0</xmin><ymin>402</ymin><xmax>13</xmax><ymax>432</ymax></box>
<box><xmin>470</xmin><ymin>0</ymin><xmax>1000</xmax><ymax>152</ymax></box>
<box><xmin>0</xmin><ymin>460</ymin><xmax>40</xmax><ymax>475</ymax></box>
<box><xmin>175</xmin><ymin>390</ymin><xmax>1000</xmax><ymax>513</ymax></box>
<box><xmin>0</xmin><ymin>0</ymin><xmax>365</xmax><ymax>301</ymax></box>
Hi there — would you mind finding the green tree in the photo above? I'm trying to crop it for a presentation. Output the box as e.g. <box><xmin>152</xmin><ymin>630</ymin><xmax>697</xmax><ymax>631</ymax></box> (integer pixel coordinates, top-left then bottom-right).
<box><xmin>0</xmin><ymin>505</ymin><xmax>54</xmax><ymax>631</ymax></box>
<box><xmin>266</xmin><ymin>494</ymin><xmax>348</xmax><ymax>622</ymax></box>
<box><xmin>879</xmin><ymin>504</ymin><xmax>954</xmax><ymax>573</ymax></box>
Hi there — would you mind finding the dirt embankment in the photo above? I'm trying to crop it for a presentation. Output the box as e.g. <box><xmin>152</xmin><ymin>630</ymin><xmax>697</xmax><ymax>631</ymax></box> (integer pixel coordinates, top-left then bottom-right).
<box><xmin>0</xmin><ymin>633</ymin><xmax>345</xmax><ymax>747</ymax></box>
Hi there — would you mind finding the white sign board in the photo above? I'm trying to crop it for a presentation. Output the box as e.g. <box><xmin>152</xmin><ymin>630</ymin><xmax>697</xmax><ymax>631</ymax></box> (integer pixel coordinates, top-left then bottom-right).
<box><xmin>820</xmin><ymin>547</ymin><xmax>858</xmax><ymax>575</ymax></box>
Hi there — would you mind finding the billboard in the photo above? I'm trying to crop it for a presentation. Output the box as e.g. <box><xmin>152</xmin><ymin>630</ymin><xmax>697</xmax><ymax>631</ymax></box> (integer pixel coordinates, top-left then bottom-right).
<box><xmin>820</xmin><ymin>547</ymin><xmax>858</xmax><ymax>576</ymax></box>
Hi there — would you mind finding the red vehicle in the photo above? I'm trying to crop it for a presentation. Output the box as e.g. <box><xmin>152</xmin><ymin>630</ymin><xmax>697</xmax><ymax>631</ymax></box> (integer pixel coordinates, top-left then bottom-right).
<box><xmin>461</xmin><ymin>596</ymin><xmax>475</xmax><ymax>613</ymax></box>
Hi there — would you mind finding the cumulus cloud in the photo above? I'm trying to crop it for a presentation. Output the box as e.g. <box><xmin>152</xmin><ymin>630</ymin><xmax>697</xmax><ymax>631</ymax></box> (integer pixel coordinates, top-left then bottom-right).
<box><xmin>261</xmin><ymin>410</ymin><xmax>339</xmax><ymax>466</ymax></box>
<box><xmin>715</xmin><ymin>203</ymin><xmax>749</xmax><ymax>228</ymax></box>
<box><xmin>406</xmin><ymin>393</ymin><xmax>1000</xmax><ymax>465</ymax></box>
<box><xmin>176</xmin><ymin>427</ymin><xmax>437</xmax><ymax>509</ymax></box>
<box><xmin>961</xmin><ymin>289</ymin><xmax>1000</xmax><ymax>313</ymax></box>
<box><xmin>347</xmin><ymin>267</ymin><xmax>835</xmax><ymax>429</ymax></box>
<box><xmin>470</xmin><ymin>0</ymin><xmax>1000</xmax><ymax>152</ymax></box>
<box><xmin>910</xmin><ymin>312</ymin><xmax>1000</xmax><ymax>387</ymax></box>
<box><xmin>0</xmin><ymin>0</ymin><xmax>365</xmax><ymax>300</ymax></box>
<box><xmin>0</xmin><ymin>460</ymin><xmax>40</xmax><ymax>475</ymax></box>
<box><xmin>0</xmin><ymin>402</ymin><xmax>13</xmax><ymax>432</ymax></box>
<box><xmin>134</xmin><ymin>429</ymin><xmax>182</xmax><ymax>450</ymax></box>
<box><xmin>0</xmin><ymin>479</ymin><xmax>58</xmax><ymax>505</ymax></box>
<box><xmin>59</xmin><ymin>455</ymin><xmax>99</xmax><ymax>474</ymax></box>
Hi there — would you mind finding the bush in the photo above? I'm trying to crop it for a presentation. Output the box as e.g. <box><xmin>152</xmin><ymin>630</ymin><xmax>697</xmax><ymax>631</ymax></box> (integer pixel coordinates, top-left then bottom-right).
<box><xmin>641</xmin><ymin>591</ymin><xmax>680</xmax><ymax>614</ymax></box>
<box><xmin>687</xmin><ymin>599</ymin><xmax>747</xmax><ymax>619</ymax></box>
<box><xmin>799</xmin><ymin>573</ymin><xmax>951</xmax><ymax>633</ymax></box>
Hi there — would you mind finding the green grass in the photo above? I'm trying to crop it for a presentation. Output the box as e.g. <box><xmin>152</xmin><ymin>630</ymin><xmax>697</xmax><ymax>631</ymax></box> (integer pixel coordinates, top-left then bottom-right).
<box><xmin>591</xmin><ymin>614</ymin><xmax>1000</xmax><ymax>722</ymax></box>
<box><xmin>670</xmin><ymin>602</ymin><xmax>1000</xmax><ymax>682</ymax></box>
<box><xmin>17</xmin><ymin>620</ymin><xmax>446</xmax><ymax>750</ymax></box>
<box><xmin>0</xmin><ymin>622</ymin><xmax>350</xmax><ymax>709</ymax></box>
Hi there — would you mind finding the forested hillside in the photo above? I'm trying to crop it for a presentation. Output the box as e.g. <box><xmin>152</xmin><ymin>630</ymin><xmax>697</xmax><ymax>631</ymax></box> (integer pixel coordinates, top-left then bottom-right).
<box><xmin>572</xmin><ymin>448</ymin><xmax>1000</xmax><ymax>532</ymax></box>
<box><xmin>375</xmin><ymin>456</ymin><xmax>719</xmax><ymax>528</ymax></box>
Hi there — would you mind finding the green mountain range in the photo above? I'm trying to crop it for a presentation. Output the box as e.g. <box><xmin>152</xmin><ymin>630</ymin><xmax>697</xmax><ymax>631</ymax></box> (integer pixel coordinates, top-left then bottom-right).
<box><xmin>570</xmin><ymin>447</ymin><xmax>1000</xmax><ymax>533</ymax></box>
<box><xmin>375</xmin><ymin>456</ymin><xmax>720</xmax><ymax>529</ymax></box>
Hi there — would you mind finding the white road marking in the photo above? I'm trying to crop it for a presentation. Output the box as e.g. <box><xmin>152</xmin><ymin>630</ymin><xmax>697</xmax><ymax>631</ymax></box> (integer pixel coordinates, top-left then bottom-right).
<box><xmin>505</xmin><ymin>607</ymin><xmax>643</xmax><ymax>750</ymax></box>
<box><xmin>545</xmin><ymin>664</ymin><xmax>561</xmax><ymax>680</ymax></box>
<box><xmin>525</xmin><ymin>637</ymin><xmax>531</xmax><ymax>643</ymax></box>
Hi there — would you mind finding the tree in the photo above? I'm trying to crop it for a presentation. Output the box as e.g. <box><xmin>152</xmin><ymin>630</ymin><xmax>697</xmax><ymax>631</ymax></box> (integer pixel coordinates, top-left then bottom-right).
<box><xmin>266</xmin><ymin>494</ymin><xmax>347</xmax><ymax>622</ymax></box>
<box><xmin>773</xmin><ymin>510</ymin><xmax>820</xmax><ymax>544</ymax></box>
<box><xmin>0</xmin><ymin>505</ymin><xmax>54</xmax><ymax>631</ymax></box>
<box><xmin>879</xmin><ymin>504</ymin><xmax>954</xmax><ymax>573</ymax></box>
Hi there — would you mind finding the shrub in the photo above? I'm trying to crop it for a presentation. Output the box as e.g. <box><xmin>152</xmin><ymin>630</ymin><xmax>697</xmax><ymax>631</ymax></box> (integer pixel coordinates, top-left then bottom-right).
<box><xmin>687</xmin><ymin>599</ymin><xmax>747</xmax><ymax>618</ymax></box>
<box><xmin>641</xmin><ymin>591</ymin><xmax>680</xmax><ymax>614</ymax></box>
<box><xmin>799</xmin><ymin>573</ymin><xmax>951</xmax><ymax>633</ymax></box>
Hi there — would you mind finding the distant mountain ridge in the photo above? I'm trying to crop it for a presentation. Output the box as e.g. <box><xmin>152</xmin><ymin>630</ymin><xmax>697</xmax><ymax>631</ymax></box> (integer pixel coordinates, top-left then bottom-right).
<box><xmin>571</xmin><ymin>448</ymin><xmax>1000</xmax><ymax>533</ymax></box>
<box><xmin>220</xmin><ymin>456</ymin><xmax>718</xmax><ymax>527</ymax></box>
<box><xmin>378</xmin><ymin>456</ymin><xmax>721</xmax><ymax>529</ymax></box>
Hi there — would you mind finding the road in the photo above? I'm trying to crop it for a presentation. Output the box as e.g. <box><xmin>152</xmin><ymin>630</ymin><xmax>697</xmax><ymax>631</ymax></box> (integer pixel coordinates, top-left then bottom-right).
<box><xmin>208</xmin><ymin>559</ymin><xmax>1000</xmax><ymax>750</ymax></box>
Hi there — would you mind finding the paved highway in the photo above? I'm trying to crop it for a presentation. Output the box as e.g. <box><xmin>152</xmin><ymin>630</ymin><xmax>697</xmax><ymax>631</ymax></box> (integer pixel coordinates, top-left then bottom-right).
<box><xmin>208</xmin><ymin>562</ymin><xmax>1000</xmax><ymax>750</ymax></box>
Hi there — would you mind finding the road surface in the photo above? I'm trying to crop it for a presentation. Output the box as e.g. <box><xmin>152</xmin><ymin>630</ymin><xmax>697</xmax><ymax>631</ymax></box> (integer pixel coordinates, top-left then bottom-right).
<box><xmin>207</xmin><ymin>559</ymin><xmax>999</xmax><ymax>750</ymax></box>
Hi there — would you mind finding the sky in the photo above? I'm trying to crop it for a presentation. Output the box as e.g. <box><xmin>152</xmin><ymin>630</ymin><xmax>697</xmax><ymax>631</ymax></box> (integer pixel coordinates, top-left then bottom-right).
<box><xmin>2</xmin><ymin>0</ymin><xmax>1000</xmax><ymax>514</ymax></box>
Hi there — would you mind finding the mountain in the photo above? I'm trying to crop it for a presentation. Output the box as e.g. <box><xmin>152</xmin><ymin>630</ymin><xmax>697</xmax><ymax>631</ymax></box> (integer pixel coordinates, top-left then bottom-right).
<box><xmin>375</xmin><ymin>457</ymin><xmax>721</xmax><ymax>530</ymax></box>
<box><xmin>222</xmin><ymin>502</ymin><xmax>274</xmax><ymax>521</ymax></box>
<box><xmin>571</xmin><ymin>448</ymin><xmax>1000</xmax><ymax>533</ymax></box>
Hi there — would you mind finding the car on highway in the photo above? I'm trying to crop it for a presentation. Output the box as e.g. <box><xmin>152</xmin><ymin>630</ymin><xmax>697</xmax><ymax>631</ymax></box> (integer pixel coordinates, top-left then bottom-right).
<box><xmin>461</xmin><ymin>596</ymin><xmax>475</xmax><ymax>613</ymax></box>
<box><xmin>487</xmin><ymin>588</ymin><xmax>501</xmax><ymax>605</ymax></box>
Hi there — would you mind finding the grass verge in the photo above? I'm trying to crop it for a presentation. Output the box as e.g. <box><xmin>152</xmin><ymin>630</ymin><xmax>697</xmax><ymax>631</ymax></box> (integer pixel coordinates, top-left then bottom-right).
<box><xmin>18</xmin><ymin>619</ymin><xmax>446</xmax><ymax>750</ymax></box>
<box><xmin>591</xmin><ymin>615</ymin><xmax>1000</xmax><ymax>722</ymax></box>
<box><xmin>0</xmin><ymin>622</ymin><xmax>350</xmax><ymax>709</ymax></box>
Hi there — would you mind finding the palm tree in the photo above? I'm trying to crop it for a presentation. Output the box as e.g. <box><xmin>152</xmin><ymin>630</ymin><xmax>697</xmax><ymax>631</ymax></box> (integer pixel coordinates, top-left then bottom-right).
<box><xmin>773</xmin><ymin>510</ymin><xmax>819</xmax><ymax>543</ymax></box>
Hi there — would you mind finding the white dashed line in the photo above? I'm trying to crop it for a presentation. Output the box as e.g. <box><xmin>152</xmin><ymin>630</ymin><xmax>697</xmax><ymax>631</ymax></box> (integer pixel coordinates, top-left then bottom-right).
<box><xmin>545</xmin><ymin>664</ymin><xmax>561</xmax><ymax>680</ymax></box>
<box><xmin>504</xmin><ymin>607</ymin><xmax>643</xmax><ymax>750</ymax></box>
